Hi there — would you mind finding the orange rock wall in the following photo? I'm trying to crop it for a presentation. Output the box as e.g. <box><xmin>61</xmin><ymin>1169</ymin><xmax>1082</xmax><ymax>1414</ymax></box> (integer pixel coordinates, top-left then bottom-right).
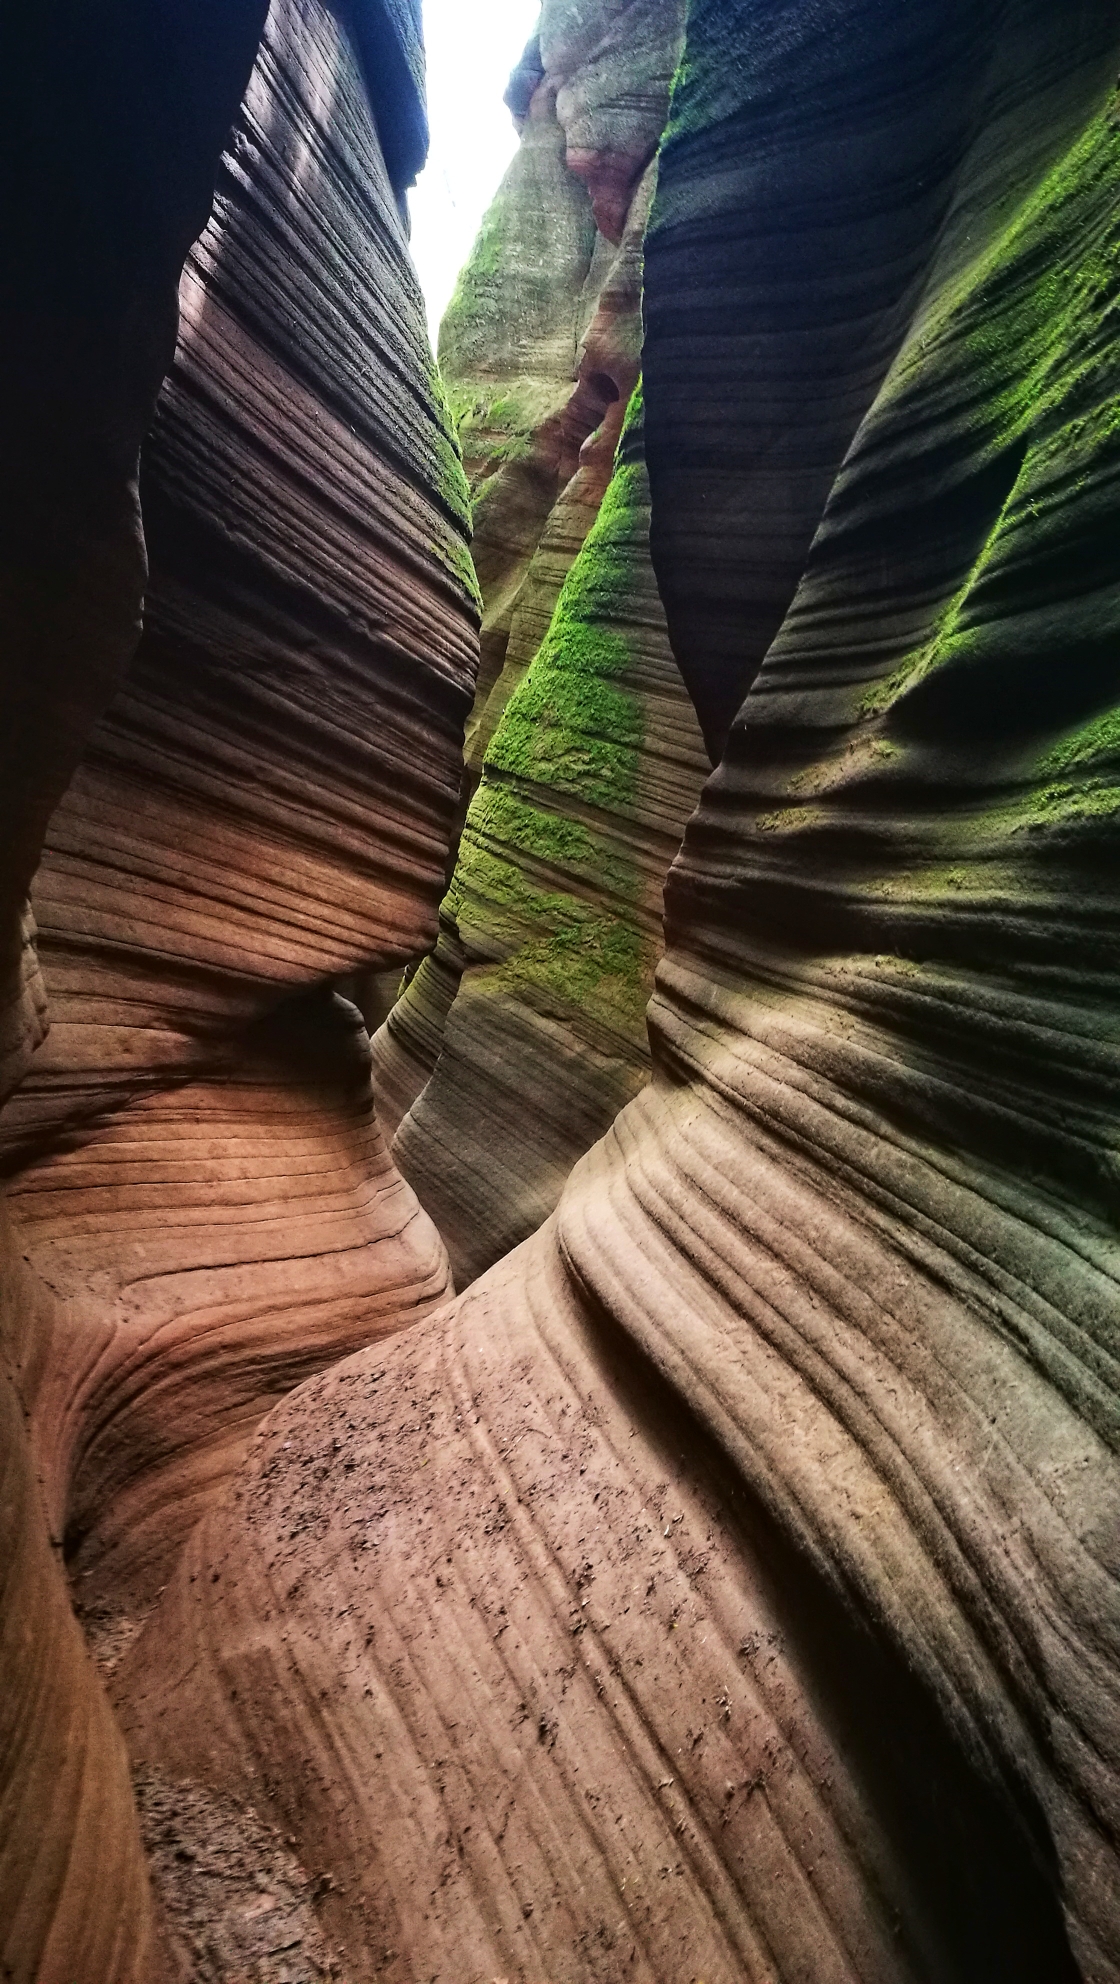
<box><xmin>0</xmin><ymin>2</ymin><xmax>476</xmax><ymax>1977</ymax></box>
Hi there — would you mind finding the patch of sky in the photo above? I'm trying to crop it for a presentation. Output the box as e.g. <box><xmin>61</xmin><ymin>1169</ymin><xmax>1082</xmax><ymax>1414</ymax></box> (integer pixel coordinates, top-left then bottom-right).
<box><xmin>408</xmin><ymin>0</ymin><xmax>540</xmax><ymax>346</ymax></box>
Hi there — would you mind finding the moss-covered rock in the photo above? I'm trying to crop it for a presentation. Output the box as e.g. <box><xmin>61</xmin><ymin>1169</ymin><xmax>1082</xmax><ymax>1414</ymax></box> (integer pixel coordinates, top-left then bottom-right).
<box><xmin>378</xmin><ymin>398</ymin><xmax>707</xmax><ymax>1283</ymax></box>
<box><xmin>370</xmin><ymin>7</ymin><xmax>700</xmax><ymax>1285</ymax></box>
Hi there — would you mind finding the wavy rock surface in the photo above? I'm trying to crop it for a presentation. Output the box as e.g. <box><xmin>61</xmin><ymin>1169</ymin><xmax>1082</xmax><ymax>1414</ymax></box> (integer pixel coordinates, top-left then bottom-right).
<box><xmin>0</xmin><ymin>2</ymin><xmax>474</xmax><ymax>1978</ymax></box>
<box><xmin>541</xmin><ymin>0</ymin><xmax>687</xmax><ymax>240</ymax></box>
<box><xmin>643</xmin><ymin>0</ymin><xmax>1120</xmax><ymax>761</ymax></box>
<box><xmin>438</xmin><ymin>86</ymin><xmax>599</xmax><ymax>744</ymax></box>
<box><xmin>7</xmin><ymin>992</ymin><xmax>450</xmax><ymax>1631</ymax></box>
<box><xmin>439</xmin><ymin>0</ymin><xmax>684</xmax><ymax>774</ymax></box>
<box><xmin>1</xmin><ymin>6</ymin><xmax>270</xmax><ymax>1977</ymax></box>
<box><xmin>0</xmin><ymin>1</ymin><xmax>271</xmax><ymax>1114</ymax></box>
<box><xmin>124</xmin><ymin>4</ymin><xmax>1120</xmax><ymax>1981</ymax></box>
<box><xmin>374</xmin><ymin>166</ymin><xmax>662</xmax><ymax>1152</ymax></box>
<box><xmin>373</xmin><ymin>8</ymin><xmax>701</xmax><ymax>1278</ymax></box>
<box><xmin>3</xmin><ymin>0</ymin><xmax>476</xmax><ymax>1166</ymax></box>
<box><xmin>465</xmin><ymin>166</ymin><xmax>657</xmax><ymax>777</ymax></box>
<box><xmin>1</xmin><ymin>1220</ymin><xmax>162</xmax><ymax>1984</ymax></box>
<box><xmin>385</xmin><ymin>402</ymin><xmax>707</xmax><ymax>1286</ymax></box>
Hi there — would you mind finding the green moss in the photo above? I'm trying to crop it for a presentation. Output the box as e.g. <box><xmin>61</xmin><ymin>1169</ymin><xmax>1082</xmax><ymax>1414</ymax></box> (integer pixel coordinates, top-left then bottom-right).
<box><xmin>447</xmin><ymin>829</ymin><xmax>653</xmax><ymax>1036</ymax></box>
<box><xmin>1040</xmin><ymin>705</ymin><xmax>1120</xmax><ymax>776</ymax></box>
<box><xmin>430</xmin><ymin>406</ymin><xmax>663</xmax><ymax>1044</ymax></box>
<box><xmin>858</xmin><ymin>462</ymin><xmax>1030</xmax><ymax>718</ymax></box>
<box><xmin>487</xmin><ymin>655</ymin><xmax>640</xmax><ymax>808</ymax></box>
<box><xmin>660</xmin><ymin>31</ymin><xmax>710</xmax><ymax>149</ymax></box>
<box><xmin>657</xmin><ymin>2</ymin><xmax>758</xmax><ymax>152</ymax></box>
<box><xmin>896</xmin><ymin>98</ymin><xmax>1120</xmax><ymax>454</ymax></box>
<box><xmin>429</xmin><ymin>528</ymin><xmax>482</xmax><ymax>612</ymax></box>
<box><xmin>486</xmin><ymin>393</ymin><xmax>528</xmax><ymax>426</ymax></box>
<box><xmin>419</xmin><ymin>361</ymin><xmax>474</xmax><ymax>536</ymax></box>
<box><xmin>859</xmin><ymin>101</ymin><xmax>1120</xmax><ymax>733</ymax></box>
<box><xmin>754</xmin><ymin>803</ymin><xmax>828</xmax><ymax>834</ymax></box>
<box><xmin>872</xmin><ymin>953</ymin><xmax>923</xmax><ymax>978</ymax></box>
<box><xmin>439</xmin><ymin>374</ymin><xmax>558</xmax><ymax>497</ymax></box>
<box><xmin>469</xmin><ymin>467</ymin><xmax>502</xmax><ymax>513</ymax></box>
<box><xmin>483</xmin><ymin>451</ymin><xmax>649</xmax><ymax>810</ymax></box>
<box><xmin>488</xmin><ymin>912</ymin><xmax>654</xmax><ymax>1036</ymax></box>
<box><xmin>468</xmin><ymin>780</ymin><xmax>635</xmax><ymax>895</ymax></box>
<box><xmin>858</xmin><ymin>587</ymin><xmax>969</xmax><ymax>718</ymax></box>
<box><xmin>440</xmin><ymin>183</ymin><xmax>515</xmax><ymax>342</ymax></box>
<box><xmin>1009</xmin><ymin>779</ymin><xmax>1120</xmax><ymax>831</ymax></box>
<box><xmin>447</xmin><ymin>839</ymin><xmax>539</xmax><ymax>920</ymax></box>
<box><xmin>619</xmin><ymin>378</ymin><xmax>645</xmax><ymax>452</ymax></box>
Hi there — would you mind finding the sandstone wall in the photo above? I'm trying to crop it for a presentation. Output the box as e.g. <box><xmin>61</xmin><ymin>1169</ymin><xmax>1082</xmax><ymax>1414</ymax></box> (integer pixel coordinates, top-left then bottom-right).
<box><xmin>121</xmin><ymin>4</ymin><xmax>1120</xmax><ymax>1981</ymax></box>
<box><xmin>372</xmin><ymin>0</ymin><xmax>708</xmax><ymax>1283</ymax></box>
<box><xmin>387</xmin><ymin>395</ymin><xmax>708</xmax><ymax>1285</ymax></box>
<box><xmin>0</xmin><ymin>2</ymin><xmax>477</xmax><ymax>1977</ymax></box>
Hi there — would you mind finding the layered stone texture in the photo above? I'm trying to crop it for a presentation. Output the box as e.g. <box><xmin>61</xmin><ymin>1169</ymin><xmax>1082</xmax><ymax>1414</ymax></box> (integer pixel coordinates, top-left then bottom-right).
<box><xmin>3</xmin><ymin>0</ymin><xmax>476</xmax><ymax>1165</ymax></box>
<box><xmin>2</xmin><ymin>7</ymin><xmax>271</xmax><ymax>1976</ymax></box>
<box><xmin>373</xmin><ymin>4</ymin><xmax>701</xmax><ymax>1281</ymax></box>
<box><xmin>438</xmin><ymin>87</ymin><xmax>599</xmax><ymax>747</ymax></box>
<box><xmin>541</xmin><ymin>0</ymin><xmax>687</xmax><ymax>239</ymax></box>
<box><xmin>439</xmin><ymin>0</ymin><xmax>685</xmax><ymax>771</ymax></box>
<box><xmin>124</xmin><ymin>4</ymin><xmax>1120</xmax><ymax>1981</ymax></box>
<box><xmin>7</xmin><ymin>992</ymin><xmax>451</xmax><ymax>1631</ymax></box>
<box><xmin>463</xmin><ymin>167</ymin><xmax>657</xmax><ymax>777</ymax></box>
<box><xmin>0</xmin><ymin>0</ymin><xmax>271</xmax><ymax>1112</ymax></box>
<box><xmin>1</xmin><ymin>1222</ymin><xmax>159</xmax><ymax>1984</ymax></box>
<box><xmin>0</xmin><ymin>2</ymin><xmax>475</xmax><ymax>1979</ymax></box>
<box><xmin>382</xmin><ymin>402</ymin><xmax>707</xmax><ymax>1286</ymax></box>
<box><xmin>644</xmin><ymin>0</ymin><xmax>1120</xmax><ymax>762</ymax></box>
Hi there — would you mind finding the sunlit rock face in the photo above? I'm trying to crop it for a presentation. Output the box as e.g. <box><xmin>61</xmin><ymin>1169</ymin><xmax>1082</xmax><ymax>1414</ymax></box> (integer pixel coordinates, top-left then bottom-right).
<box><xmin>541</xmin><ymin>0</ymin><xmax>689</xmax><ymax>241</ymax></box>
<box><xmin>431</xmin><ymin>0</ymin><xmax>687</xmax><ymax>776</ymax></box>
<box><xmin>372</xmin><ymin>0</ymin><xmax>706</xmax><ymax>1283</ymax></box>
<box><xmin>0</xmin><ymin>2</ymin><xmax>475</xmax><ymax>1977</ymax></box>
<box><xmin>385</xmin><ymin>391</ymin><xmax>708</xmax><ymax>1287</ymax></box>
<box><xmin>123</xmin><ymin>4</ymin><xmax>1120</xmax><ymax>1983</ymax></box>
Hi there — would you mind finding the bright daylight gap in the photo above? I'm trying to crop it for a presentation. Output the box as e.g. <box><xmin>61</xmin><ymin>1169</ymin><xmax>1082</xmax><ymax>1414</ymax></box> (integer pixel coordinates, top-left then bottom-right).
<box><xmin>408</xmin><ymin>0</ymin><xmax>541</xmax><ymax>346</ymax></box>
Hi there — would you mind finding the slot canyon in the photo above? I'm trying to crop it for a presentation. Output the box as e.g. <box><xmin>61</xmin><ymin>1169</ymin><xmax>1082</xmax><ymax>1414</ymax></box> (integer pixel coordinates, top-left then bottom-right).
<box><xmin>2</xmin><ymin>0</ymin><xmax>1119</xmax><ymax>1978</ymax></box>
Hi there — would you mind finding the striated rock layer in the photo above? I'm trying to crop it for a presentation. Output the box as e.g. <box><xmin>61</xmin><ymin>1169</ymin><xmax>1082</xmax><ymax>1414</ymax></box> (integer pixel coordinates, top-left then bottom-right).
<box><xmin>437</xmin><ymin>83</ymin><xmax>598</xmax><ymax>753</ymax></box>
<box><xmin>373</xmin><ymin>2</ymin><xmax>705</xmax><ymax>1280</ymax></box>
<box><xmin>436</xmin><ymin>0</ymin><xmax>685</xmax><ymax>777</ymax></box>
<box><xmin>0</xmin><ymin>2</ymin><xmax>475</xmax><ymax>1979</ymax></box>
<box><xmin>2</xmin><ymin>5</ymin><xmax>270</xmax><ymax>1976</ymax></box>
<box><xmin>4</xmin><ymin>0</ymin><xmax>476</xmax><ymax>1166</ymax></box>
<box><xmin>385</xmin><ymin>398</ymin><xmax>707</xmax><ymax>1286</ymax></box>
<box><xmin>2</xmin><ymin>0</ymin><xmax>475</xmax><ymax>1575</ymax></box>
<box><xmin>124</xmin><ymin>3</ymin><xmax>1120</xmax><ymax>1981</ymax></box>
<box><xmin>0</xmin><ymin>0</ymin><xmax>274</xmax><ymax>1101</ymax></box>
<box><xmin>7</xmin><ymin>992</ymin><xmax>451</xmax><ymax>1630</ymax></box>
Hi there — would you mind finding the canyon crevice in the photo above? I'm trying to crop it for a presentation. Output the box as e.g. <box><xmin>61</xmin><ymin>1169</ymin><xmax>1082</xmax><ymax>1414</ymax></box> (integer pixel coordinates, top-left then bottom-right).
<box><xmin>2</xmin><ymin>1</ymin><xmax>1120</xmax><ymax>1981</ymax></box>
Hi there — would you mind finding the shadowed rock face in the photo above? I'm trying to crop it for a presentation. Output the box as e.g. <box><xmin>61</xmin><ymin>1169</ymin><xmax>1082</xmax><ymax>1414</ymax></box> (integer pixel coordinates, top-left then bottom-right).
<box><xmin>644</xmin><ymin>0</ymin><xmax>1120</xmax><ymax>765</ymax></box>
<box><xmin>3</xmin><ymin>0</ymin><xmax>476</xmax><ymax>1521</ymax></box>
<box><xmin>120</xmin><ymin>5</ymin><xmax>1120</xmax><ymax>1983</ymax></box>
<box><xmin>0</xmin><ymin>0</ymin><xmax>272</xmax><ymax>1114</ymax></box>
<box><xmin>4</xmin><ymin>0</ymin><xmax>475</xmax><ymax>1166</ymax></box>
<box><xmin>0</xmin><ymin>1</ymin><xmax>475</xmax><ymax>1977</ymax></box>
<box><xmin>1</xmin><ymin>6</ymin><xmax>270</xmax><ymax>1975</ymax></box>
